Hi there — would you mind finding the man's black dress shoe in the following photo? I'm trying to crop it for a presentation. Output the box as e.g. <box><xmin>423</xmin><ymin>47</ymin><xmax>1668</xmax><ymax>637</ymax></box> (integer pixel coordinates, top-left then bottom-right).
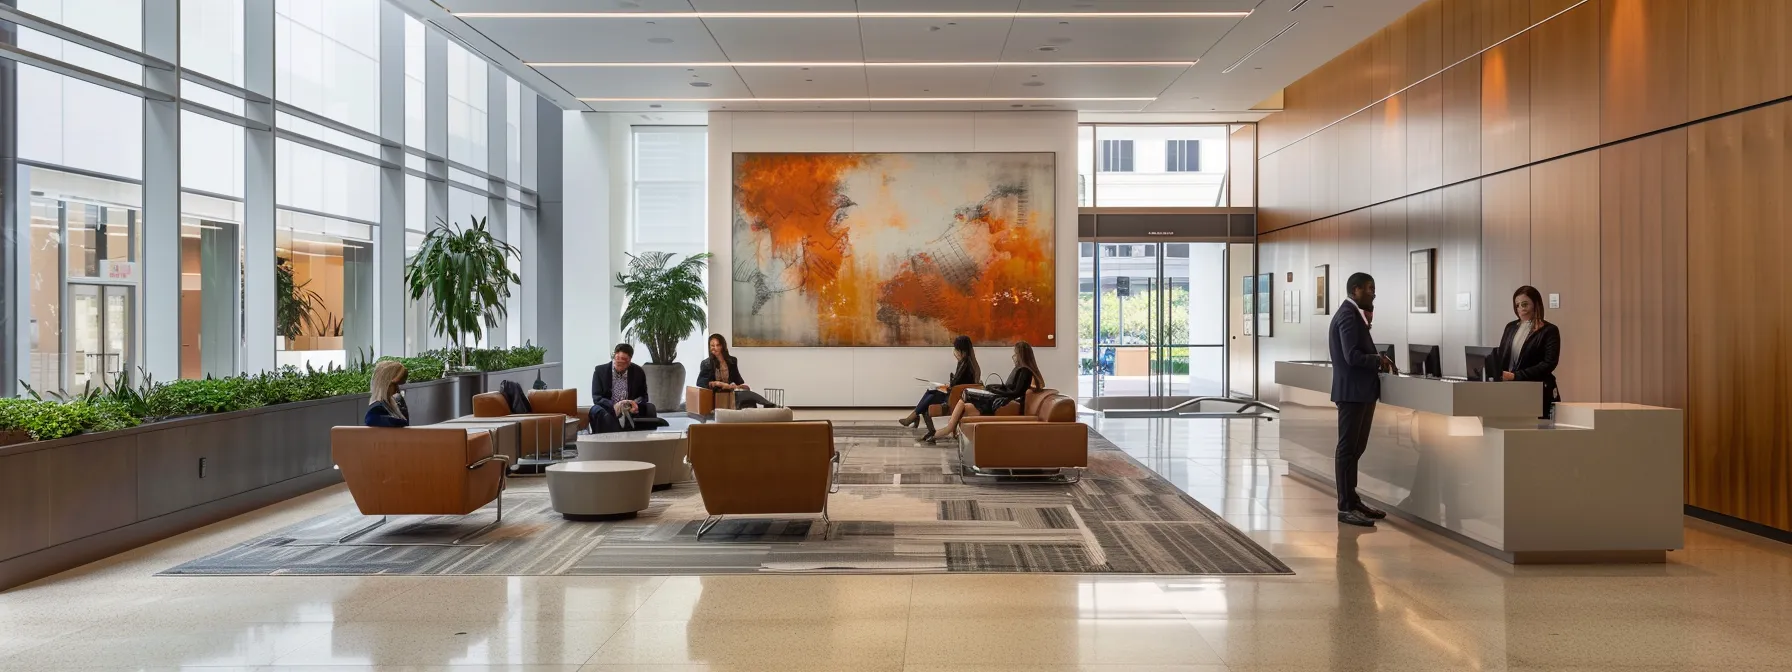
<box><xmin>1337</xmin><ymin>510</ymin><xmax>1377</xmax><ymax>527</ymax></box>
<box><xmin>1353</xmin><ymin>503</ymin><xmax>1388</xmax><ymax>520</ymax></box>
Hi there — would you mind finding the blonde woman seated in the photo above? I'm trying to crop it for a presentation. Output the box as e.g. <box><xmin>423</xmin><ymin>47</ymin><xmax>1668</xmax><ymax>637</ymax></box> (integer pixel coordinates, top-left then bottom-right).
<box><xmin>926</xmin><ymin>341</ymin><xmax>1044</xmax><ymax>444</ymax></box>
<box><xmin>363</xmin><ymin>360</ymin><xmax>410</xmax><ymax>427</ymax></box>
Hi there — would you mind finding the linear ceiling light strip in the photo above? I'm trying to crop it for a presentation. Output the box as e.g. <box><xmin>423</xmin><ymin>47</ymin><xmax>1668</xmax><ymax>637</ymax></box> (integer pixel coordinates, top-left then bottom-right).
<box><xmin>532</xmin><ymin>61</ymin><xmax>1195</xmax><ymax>67</ymax></box>
<box><xmin>458</xmin><ymin>12</ymin><xmax>1251</xmax><ymax>19</ymax></box>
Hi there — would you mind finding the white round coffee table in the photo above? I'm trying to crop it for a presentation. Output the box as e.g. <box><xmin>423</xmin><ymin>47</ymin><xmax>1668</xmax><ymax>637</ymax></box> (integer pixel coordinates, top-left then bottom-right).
<box><xmin>545</xmin><ymin>460</ymin><xmax>655</xmax><ymax>520</ymax></box>
<box><xmin>574</xmin><ymin>431</ymin><xmax>689</xmax><ymax>490</ymax></box>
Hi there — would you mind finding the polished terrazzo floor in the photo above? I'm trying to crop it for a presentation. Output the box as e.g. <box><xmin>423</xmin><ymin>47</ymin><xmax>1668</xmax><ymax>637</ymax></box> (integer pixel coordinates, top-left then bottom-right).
<box><xmin>3</xmin><ymin>408</ymin><xmax>1792</xmax><ymax>671</ymax></box>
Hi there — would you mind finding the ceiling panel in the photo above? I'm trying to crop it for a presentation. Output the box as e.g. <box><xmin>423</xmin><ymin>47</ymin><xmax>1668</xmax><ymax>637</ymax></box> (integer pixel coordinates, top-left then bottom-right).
<box><xmin>999</xmin><ymin>16</ymin><xmax>1236</xmax><ymax>61</ymax></box>
<box><xmin>856</xmin><ymin>0</ymin><xmax>1023</xmax><ymax>10</ymax></box>
<box><xmin>987</xmin><ymin>64</ymin><xmax>1186</xmax><ymax>98</ymax></box>
<box><xmin>582</xmin><ymin>100</ymin><xmax>761</xmax><ymax>112</ymax></box>
<box><xmin>859</xmin><ymin>18</ymin><xmax>1012</xmax><ymax>63</ymax></box>
<box><xmin>1017</xmin><ymin>0</ymin><xmax>1258</xmax><ymax>10</ymax></box>
<box><xmin>688</xmin><ymin>0</ymin><xmax>857</xmax><ymax>10</ymax></box>
<box><xmin>442</xmin><ymin>0</ymin><xmax>695</xmax><ymax>12</ymax></box>
<box><xmin>735</xmin><ymin>66</ymin><xmax>869</xmax><ymax>98</ymax></box>
<box><xmin>463</xmin><ymin>17</ymin><xmax>725</xmax><ymax>62</ymax></box>
<box><xmin>537</xmin><ymin>66</ymin><xmax>752</xmax><ymax>98</ymax></box>
<box><xmin>979</xmin><ymin>100</ymin><xmax>1148</xmax><ymax>111</ymax></box>
<box><xmin>865</xmin><ymin>66</ymin><xmax>996</xmax><ymax>98</ymax></box>
<box><xmin>702</xmin><ymin>18</ymin><xmax>864</xmax><ymax>62</ymax></box>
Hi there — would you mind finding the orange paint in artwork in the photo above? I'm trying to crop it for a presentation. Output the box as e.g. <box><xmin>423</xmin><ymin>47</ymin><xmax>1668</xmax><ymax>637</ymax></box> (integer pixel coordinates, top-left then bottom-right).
<box><xmin>733</xmin><ymin>154</ymin><xmax>869</xmax><ymax>343</ymax></box>
<box><xmin>877</xmin><ymin>209</ymin><xmax>1055</xmax><ymax>344</ymax></box>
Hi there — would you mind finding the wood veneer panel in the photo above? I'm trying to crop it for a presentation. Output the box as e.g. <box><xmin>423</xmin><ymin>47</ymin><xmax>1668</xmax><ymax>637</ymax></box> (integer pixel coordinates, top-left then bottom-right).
<box><xmin>1687</xmin><ymin>0</ymin><xmax>1792</xmax><ymax>120</ymax></box>
<box><xmin>1406</xmin><ymin>0</ymin><xmax>1446</xmax><ymax>85</ymax></box>
<box><xmin>1528</xmin><ymin>152</ymin><xmax>1601</xmax><ymax>404</ymax></box>
<box><xmin>1687</xmin><ymin>102</ymin><xmax>1792</xmax><ymax>531</ymax></box>
<box><xmin>1406</xmin><ymin>190</ymin><xmax>1447</xmax><ymax>349</ymax></box>
<box><xmin>1374</xmin><ymin>22</ymin><xmax>1411</xmax><ymax>100</ymax></box>
<box><xmin>1481</xmin><ymin>33</ymin><xmax>1532</xmax><ymax>174</ymax></box>
<box><xmin>1529</xmin><ymin>1</ymin><xmax>1601</xmax><ymax>161</ymax></box>
<box><xmin>1338</xmin><ymin>110</ymin><xmax>1376</xmax><ymax>214</ymax></box>
<box><xmin>1479</xmin><ymin>0</ymin><xmax>1533</xmax><ymax>50</ymax></box>
<box><xmin>1370</xmin><ymin>199</ymin><xmax>1412</xmax><ymax>351</ymax></box>
<box><xmin>1259</xmin><ymin>149</ymin><xmax>1289</xmax><ymax>231</ymax></box>
<box><xmin>1441</xmin><ymin>181</ymin><xmax>1486</xmax><ymax>363</ymax></box>
<box><xmin>1372</xmin><ymin>97</ymin><xmax>1409</xmax><ymax>205</ymax></box>
<box><xmin>1310</xmin><ymin>123</ymin><xmax>1342</xmax><ymax>220</ymax></box>
<box><xmin>1480</xmin><ymin>167</ymin><xmax>1531</xmax><ymax>337</ymax></box>
<box><xmin>1532</xmin><ymin>0</ymin><xmax>1579</xmax><ymax>19</ymax></box>
<box><xmin>1407</xmin><ymin>76</ymin><xmax>1446</xmax><ymax>193</ymax></box>
<box><xmin>1599</xmin><ymin>128</ymin><xmax>1688</xmax><ymax>411</ymax></box>
<box><xmin>1442</xmin><ymin>55</ymin><xmax>1484</xmax><ymax>184</ymax></box>
<box><xmin>1443</xmin><ymin>0</ymin><xmax>1483</xmax><ymax>63</ymax></box>
<box><xmin>1600</xmin><ymin>0</ymin><xmax>1689</xmax><ymax>142</ymax></box>
<box><xmin>1286</xmin><ymin>138</ymin><xmax>1314</xmax><ymax>225</ymax></box>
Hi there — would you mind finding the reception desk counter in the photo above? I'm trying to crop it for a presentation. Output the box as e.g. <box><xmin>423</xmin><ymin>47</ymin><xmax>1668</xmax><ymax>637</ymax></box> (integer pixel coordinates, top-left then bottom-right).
<box><xmin>1275</xmin><ymin>361</ymin><xmax>1684</xmax><ymax>563</ymax></box>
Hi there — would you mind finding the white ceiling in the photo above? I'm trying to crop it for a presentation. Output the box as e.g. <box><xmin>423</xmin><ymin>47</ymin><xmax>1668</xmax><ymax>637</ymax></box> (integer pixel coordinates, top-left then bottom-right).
<box><xmin>432</xmin><ymin>0</ymin><xmax>1426</xmax><ymax>115</ymax></box>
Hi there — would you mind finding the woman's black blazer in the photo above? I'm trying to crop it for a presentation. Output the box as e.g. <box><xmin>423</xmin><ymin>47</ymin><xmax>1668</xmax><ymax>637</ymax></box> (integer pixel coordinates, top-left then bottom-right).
<box><xmin>696</xmin><ymin>355</ymin><xmax>745</xmax><ymax>389</ymax></box>
<box><xmin>1491</xmin><ymin>319</ymin><xmax>1562</xmax><ymax>417</ymax></box>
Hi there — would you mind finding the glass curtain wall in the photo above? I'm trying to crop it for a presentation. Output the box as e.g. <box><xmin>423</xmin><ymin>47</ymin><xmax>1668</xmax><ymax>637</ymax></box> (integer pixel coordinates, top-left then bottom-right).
<box><xmin>2</xmin><ymin>0</ymin><xmax>545</xmax><ymax>394</ymax></box>
<box><xmin>629</xmin><ymin>126</ymin><xmax>708</xmax><ymax>381</ymax></box>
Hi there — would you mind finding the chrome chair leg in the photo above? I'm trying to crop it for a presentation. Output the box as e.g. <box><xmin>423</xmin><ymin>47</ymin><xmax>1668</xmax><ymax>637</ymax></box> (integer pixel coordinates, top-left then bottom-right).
<box><xmin>337</xmin><ymin>515</ymin><xmax>389</xmax><ymax>543</ymax></box>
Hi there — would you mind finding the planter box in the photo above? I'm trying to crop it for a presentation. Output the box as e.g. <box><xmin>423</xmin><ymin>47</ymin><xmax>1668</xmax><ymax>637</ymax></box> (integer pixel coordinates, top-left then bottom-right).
<box><xmin>0</xmin><ymin>361</ymin><xmax>562</xmax><ymax>592</ymax></box>
<box><xmin>0</xmin><ymin>393</ymin><xmax>364</xmax><ymax>591</ymax></box>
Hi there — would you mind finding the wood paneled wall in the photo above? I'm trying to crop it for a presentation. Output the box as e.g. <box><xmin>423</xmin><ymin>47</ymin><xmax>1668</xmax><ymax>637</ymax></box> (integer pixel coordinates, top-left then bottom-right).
<box><xmin>1257</xmin><ymin>0</ymin><xmax>1792</xmax><ymax>533</ymax></box>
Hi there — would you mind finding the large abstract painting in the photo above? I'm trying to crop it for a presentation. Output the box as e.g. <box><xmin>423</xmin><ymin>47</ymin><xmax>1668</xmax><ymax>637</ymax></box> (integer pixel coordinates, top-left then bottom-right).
<box><xmin>731</xmin><ymin>152</ymin><xmax>1056</xmax><ymax>347</ymax></box>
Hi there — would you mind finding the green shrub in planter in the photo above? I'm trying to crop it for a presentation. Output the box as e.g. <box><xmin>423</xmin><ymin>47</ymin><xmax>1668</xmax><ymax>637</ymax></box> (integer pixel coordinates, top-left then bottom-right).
<box><xmin>147</xmin><ymin>379</ymin><xmax>256</xmax><ymax>418</ymax></box>
<box><xmin>0</xmin><ymin>398</ymin><xmax>112</xmax><ymax>441</ymax></box>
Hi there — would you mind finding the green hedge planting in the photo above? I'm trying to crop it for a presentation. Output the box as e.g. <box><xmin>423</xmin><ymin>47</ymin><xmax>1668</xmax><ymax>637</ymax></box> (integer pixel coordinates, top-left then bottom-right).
<box><xmin>1</xmin><ymin>344</ymin><xmax>548</xmax><ymax>442</ymax></box>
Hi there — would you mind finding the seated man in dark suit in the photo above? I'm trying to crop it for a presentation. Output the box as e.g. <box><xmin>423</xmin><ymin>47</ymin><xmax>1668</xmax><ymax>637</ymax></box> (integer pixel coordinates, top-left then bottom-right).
<box><xmin>590</xmin><ymin>343</ymin><xmax>665</xmax><ymax>433</ymax></box>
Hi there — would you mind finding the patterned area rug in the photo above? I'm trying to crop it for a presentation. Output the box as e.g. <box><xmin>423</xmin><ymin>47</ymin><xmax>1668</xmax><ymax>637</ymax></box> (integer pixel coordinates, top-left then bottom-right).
<box><xmin>162</xmin><ymin>422</ymin><xmax>1290</xmax><ymax>576</ymax></box>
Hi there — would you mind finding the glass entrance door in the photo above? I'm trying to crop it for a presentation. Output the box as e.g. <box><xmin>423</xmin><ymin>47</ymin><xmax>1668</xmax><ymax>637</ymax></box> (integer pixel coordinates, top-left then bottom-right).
<box><xmin>1081</xmin><ymin>241</ymin><xmax>1229</xmax><ymax>409</ymax></box>
<box><xmin>69</xmin><ymin>284</ymin><xmax>133</xmax><ymax>391</ymax></box>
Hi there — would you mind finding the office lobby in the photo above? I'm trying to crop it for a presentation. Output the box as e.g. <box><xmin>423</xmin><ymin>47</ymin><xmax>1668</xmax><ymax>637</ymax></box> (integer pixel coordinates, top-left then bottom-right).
<box><xmin>4</xmin><ymin>0</ymin><xmax>1792</xmax><ymax>670</ymax></box>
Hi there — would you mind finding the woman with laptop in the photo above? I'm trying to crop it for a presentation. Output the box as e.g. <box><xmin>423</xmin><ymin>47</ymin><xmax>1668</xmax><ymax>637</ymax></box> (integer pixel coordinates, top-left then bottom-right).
<box><xmin>898</xmin><ymin>335</ymin><xmax>981</xmax><ymax>436</ymax></box>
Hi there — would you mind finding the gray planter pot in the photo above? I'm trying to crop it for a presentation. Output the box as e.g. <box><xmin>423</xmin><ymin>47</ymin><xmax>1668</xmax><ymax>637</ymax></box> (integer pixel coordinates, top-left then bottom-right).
<box><xmin>643</xmin><ymin>363</ymin><xmax>687</xmax><ymax>412</ymax></box>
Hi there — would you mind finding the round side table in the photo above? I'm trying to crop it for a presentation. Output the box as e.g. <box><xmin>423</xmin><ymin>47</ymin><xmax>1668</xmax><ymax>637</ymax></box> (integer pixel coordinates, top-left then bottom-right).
<box><xmin>574</xmin><ymin>431</ymin><xmax>690</xmax><ymax>490</ymax></box>
<box><xmin>545</xmin><ymin>460</ymin><xmax>655</xmax><ymax>521</ymax></box>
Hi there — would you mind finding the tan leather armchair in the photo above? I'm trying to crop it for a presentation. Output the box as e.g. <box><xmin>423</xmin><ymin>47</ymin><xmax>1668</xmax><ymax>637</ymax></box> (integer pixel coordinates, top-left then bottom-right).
<box><xmin>687</xmin><ymin>420</ymin><xmax>839</xmax><ymax>537</ymax></box>
<box><xmin>441</xmin><ymin>392</ymin><xmax>565</xmax><ymax>461</ymax></box>
<box><xmin>329</xmin><ymin>426</ymin><xmax>509</xmax><ymax>543</ymax></box>
<box><xmin>686</xmin><ymin>386</ymin><xmax>736</xmax><ymax>417</ymax></box>
<box><xmin>957</xmin><ymin>389</ymin><xmax>1087</xmax><ymax>481</ymax></box>
<box><xmin>927</xmin><ymin>384</ymin><xmax>981</xmax><ymax>417</ymax></box>
<box><xmin>525</xmin><ymin>388</ymin><xmax>589</xmax><ymax>433</ymax></box>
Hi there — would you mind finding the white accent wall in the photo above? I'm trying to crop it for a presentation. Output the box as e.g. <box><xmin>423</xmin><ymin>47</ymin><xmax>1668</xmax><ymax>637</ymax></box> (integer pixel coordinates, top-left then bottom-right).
<box><xmin>707</xmin><ymin>111</ymin><xmax>1079</xmax><ymax>407</ymax></box>
<box><xmin>560</xmin><ymin>111</ymin><xmax>619</xmax><ymax>405</ymax></box>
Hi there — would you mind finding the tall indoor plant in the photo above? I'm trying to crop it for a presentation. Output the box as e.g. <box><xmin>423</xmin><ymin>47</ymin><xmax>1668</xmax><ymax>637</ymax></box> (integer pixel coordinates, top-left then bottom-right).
<box><xmin>405</xmin><ymin>216</ymin><xmax>520</xmax><ymax>369</ymax></box>
<box><xmin>615</xmin><ymin>251</ymin><xmax>710</xmax><ymax>409</ymax></box>
<box><xmin>276</xmin><ymin>256</ymin><xmax>324</xmax><ymax>349</ymax></box>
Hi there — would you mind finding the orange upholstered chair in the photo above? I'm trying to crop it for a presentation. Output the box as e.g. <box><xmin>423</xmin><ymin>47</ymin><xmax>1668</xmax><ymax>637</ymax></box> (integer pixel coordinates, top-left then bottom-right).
<box><xmin>955</xmin><ymin>388</ymin><xmax>1087</xmax><ymax>481</ymax></box>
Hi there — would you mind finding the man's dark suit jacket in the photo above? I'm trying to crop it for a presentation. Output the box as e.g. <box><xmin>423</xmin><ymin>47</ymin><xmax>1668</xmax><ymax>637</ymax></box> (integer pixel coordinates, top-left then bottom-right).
<box><xmin>1328</xmin><ymin>300</ymin><xmax>1384</xmax><ymax>404</ymax></box>
<box><xmin>592</xmin><ymin>362</ymin><xmax>650</xmax><ymax>407</ymax></box>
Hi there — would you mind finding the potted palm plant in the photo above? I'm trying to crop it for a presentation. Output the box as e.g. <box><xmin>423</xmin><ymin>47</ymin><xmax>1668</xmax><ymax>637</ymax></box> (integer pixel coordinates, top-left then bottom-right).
<box><xmin>615</xmin><ymin>251</ymin><xmax>710</xmax><ymax>410</ymax></box>
<box><xmin>405</xmin><ymin>216</ymin><xmax>520</xmax><ymax>370</ymax></box>
<box><xmin>275</xmin><ymin>256</ymin><xmax>323</xmax><ymax>350</ymax></box>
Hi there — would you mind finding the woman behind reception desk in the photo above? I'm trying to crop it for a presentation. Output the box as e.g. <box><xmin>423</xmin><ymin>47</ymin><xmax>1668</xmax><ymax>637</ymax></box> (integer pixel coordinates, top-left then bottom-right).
<box><xmin>1492</xmin><ymin>285</ymin><xmax>1561</xmax><ymax>419</ymax></box>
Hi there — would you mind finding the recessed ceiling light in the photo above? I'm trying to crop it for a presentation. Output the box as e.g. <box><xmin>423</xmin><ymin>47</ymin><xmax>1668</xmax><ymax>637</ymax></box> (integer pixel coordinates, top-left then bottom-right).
<box><xmin>689</xmin><ymin>81</ymin><xmax>712</xmax><ymax>87</ymax></box>
<box><xmin>531</xmin><ymin>61</ymin><xmax>1196</xmax><ymax>67</ymax></box>
<box><xmin>460</xmin><ymin>11</ymin><xmax>1252</xmax><ymax>19</ymax></box>
<box><xmin>649</xmin><ymin>104</ymin><xmax>662</xmax><ymax>108</ymax></box>
<box><xmin>1037</xmin><ymin>46</ymin><xmax>1058</xmax><ymax>52</ymax></box>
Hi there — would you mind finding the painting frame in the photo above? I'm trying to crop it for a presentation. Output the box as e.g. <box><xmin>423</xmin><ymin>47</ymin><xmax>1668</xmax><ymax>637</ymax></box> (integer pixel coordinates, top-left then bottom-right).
<box><xmin>1410</xmin><ymin>248</ymin><xmax>1436</xmax><ymax>314</ymax></box>
<box><xmin>730</xmin><ymin>151</ymin><xmax>1058</xmax><ymax>347</ymax></box>
<box><xmin>1313</xmin><ymin>264</ymin><xmax>1330</xmax><ymax>315</ymax></box>
<box><xmin>1255</xmin><ymin>273</ymin><xmax>1272</xmax><ymax>337</ymax></box>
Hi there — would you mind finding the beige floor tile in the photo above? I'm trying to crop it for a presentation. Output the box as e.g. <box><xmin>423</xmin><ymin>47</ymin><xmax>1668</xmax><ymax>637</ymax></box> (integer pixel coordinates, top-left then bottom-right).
<box><xmin>0</xmin><ymin>622</ymin><xmax>333</xmax><ymax>669</ymax></box>
<box><xmin>1160</xmin><ymin>576</ymin><xmax>1446</xmax><ymax>621</ymax></box>
<box><xmin>269</xmin><ymin>620</ymin><xmax>626</xmax><ymax>666</ymax></box>
<box><xmin>1499</xmin><ymin>618</ymin><xmax>1792</xmax><ymax>668</ymax></box>
<box><xmin>584</xmin><ymin>618</ymin><xmax>907</xmax><ymax>666</ymax></box>
<box><xmin>259</xmin><ymin>666</ymin><xmax>582</xmax><ymax>672</ymax></box>
<box><xmin>581</xmin><ymin>664</ymin><xmax>902</xmax><ymax>672</ymax></box>
<box><xmin>352</xmin><ymin>576</ymin><xmax>667</xmax><ymax>622</ymax></box>
<box><xmin>908</xmin><ymin>575</ymin><xmax>1184</xmax><ymax>619</ymax></box>
<box><xmin>903</xmin><ymin>617</ymin><xmax>1223</xmax><ymax>666</ymax></box>
<box><xmin>628</xmin><ymin>575</ymin><xmax>912</xmax><ymax>622</ymax></box>
<box><xmin>905</xmin><ymin>666</ymin><xmax>1228</xmax><ymax>672</ymax></box>
<box><xmin>1187</xmin><ymin>617</ymin><xmax>1514</xmax><ymax>671</ymax></box>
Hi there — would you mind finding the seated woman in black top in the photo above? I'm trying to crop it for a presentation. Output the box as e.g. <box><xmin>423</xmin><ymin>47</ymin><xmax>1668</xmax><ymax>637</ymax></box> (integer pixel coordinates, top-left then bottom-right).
<box><xmin>928</xmin><ymin>341</ymin><xmax>1044</xmax><ymax>443</ymax></box>
<box><xmin>695</xmin><ymin>333</ymin><xmax>781</xmax><ymax>409</ymax></box>
<box><xmin>363</xmin><ymin>360</ymin><xmax>410</xmax><ymax>427</ymax></box>
<box><xmin>900</xmin><ymin>335</ymin><xmax>981</xmax><ymax>434</ymax></box>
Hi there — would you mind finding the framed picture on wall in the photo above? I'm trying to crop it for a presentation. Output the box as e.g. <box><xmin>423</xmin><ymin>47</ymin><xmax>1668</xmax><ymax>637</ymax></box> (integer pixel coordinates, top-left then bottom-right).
<box><xmin>1255</xmin><ymin>273</ymin><xmax>1272</xmax><ymax>337</ymax></box>
<box><xmin>1313</xmin><ymin>264</ymin><xmax>1330</xmax><ymax>315</ymax></box>
<box><xmin>1410</xmin><ymin>248</ymin><xmax>1436</xmax><ymax>314</ymax></box>
<box><xmin>1241</xmin><ymin>276</ymin><xmax>1255</xmax><ymax>336</ymax></box>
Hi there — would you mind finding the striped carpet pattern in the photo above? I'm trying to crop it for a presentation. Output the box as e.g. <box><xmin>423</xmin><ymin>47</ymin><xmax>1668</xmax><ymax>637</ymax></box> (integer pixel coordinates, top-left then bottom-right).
<box><xmin>162</xmin><ymin>422</ymin><xmax>1290</xmax><ymax>577</ymax></box>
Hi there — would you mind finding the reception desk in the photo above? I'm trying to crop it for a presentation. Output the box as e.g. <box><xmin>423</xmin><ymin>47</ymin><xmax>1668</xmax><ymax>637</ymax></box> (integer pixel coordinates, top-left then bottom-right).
<box><xmin>1275</xmin><ymin>361</ymin><xmax>1684</xmax><ymax>563</ymax></box>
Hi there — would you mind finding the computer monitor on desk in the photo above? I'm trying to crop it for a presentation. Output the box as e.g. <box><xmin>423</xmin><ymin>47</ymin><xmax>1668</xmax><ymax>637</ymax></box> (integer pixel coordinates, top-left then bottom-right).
<box><xmin>1465</xmin><ymin>346</ymin><xmax>1497</xmax><ymax>381</ymax></box>
<box><xmin>1408</xmin><ymin>344</ymin><xmax>1442</xmax><ymax>378</ymax></box>
<box><xmin>1374</xmin><ymin>343</ymin><xmax>1396</xmax><ymax>367</ymax></box>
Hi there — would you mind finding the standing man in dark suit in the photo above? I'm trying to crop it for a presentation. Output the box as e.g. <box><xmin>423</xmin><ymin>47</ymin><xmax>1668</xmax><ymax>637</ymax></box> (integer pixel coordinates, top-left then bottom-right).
<box><xmin>591</xmin><ymin>343</ymin><xmax>659</xmax><ymax>433</ymax></box>
<box><xmin>1330</xmin><ymin>272</ymin><xmax>1395</xmax><ymax>527</ymax></box>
